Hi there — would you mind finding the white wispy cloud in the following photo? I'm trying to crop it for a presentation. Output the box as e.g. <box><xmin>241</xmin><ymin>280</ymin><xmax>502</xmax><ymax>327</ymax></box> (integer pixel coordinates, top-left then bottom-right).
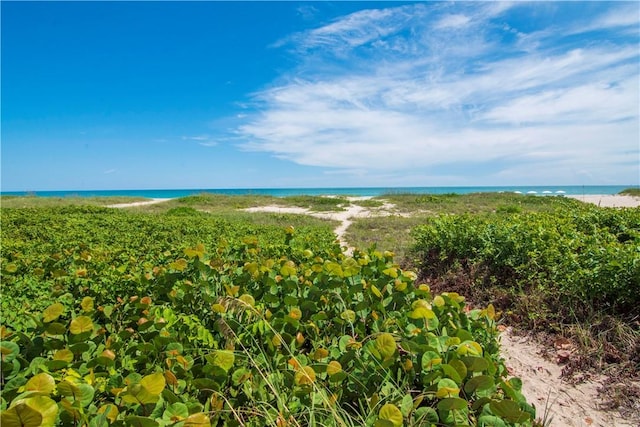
<box><xmin>182</xmin><ymin>135</ymin><xmax>211</xmax><ymax>141</ymax></box>
<box><xmin>236</xmin><ymin>2</ymin><xmax>639</xmax><ymax>185</ymax></box>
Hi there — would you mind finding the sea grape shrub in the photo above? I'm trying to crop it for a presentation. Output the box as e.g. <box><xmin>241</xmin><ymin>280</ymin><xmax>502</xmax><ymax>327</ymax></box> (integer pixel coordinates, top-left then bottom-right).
<box><xmin>0</xmin><ymin>206</ymin><xmax>336</xmax><ymax>328</ymax></box>
<box><xmin>0</xmin><ymin>229</ymin><xmax>535</xmax><ymax>426</ymax></box>
<box><xmin>411</xmin><ymin>205</ymin><xmax>640</xmax><ymax>324</ymax></box>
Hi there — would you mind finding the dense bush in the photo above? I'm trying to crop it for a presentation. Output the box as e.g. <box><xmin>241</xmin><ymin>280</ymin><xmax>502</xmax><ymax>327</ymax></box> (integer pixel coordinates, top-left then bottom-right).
<box><xmin>411</xmin><ymin>205</ymin><xmax>640</xmax><ymax>323</ymax></box>
<box><xmin>0</xmin><ymin>207</ymin><xmax>534</xmax><ymax>426</ymax></box>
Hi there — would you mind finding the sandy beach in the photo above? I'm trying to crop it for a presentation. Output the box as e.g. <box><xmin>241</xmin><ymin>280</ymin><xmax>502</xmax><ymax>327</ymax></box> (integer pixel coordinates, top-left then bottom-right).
<box><xmin>567</xmin><ymin>194</ymin><xmax>640</xmax><ymax>208</ymax></box>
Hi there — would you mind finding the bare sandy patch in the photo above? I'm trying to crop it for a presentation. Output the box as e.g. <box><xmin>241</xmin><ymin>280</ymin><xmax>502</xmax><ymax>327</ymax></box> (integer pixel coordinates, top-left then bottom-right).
<box><xmin>568</xmin><ymin>195</ymin><xmax>640</xmax><ymax>208</ymax></box>
<box><xmin>501</xmin><ymin>328</ymin><xmax>635</xmax><ymax>427</ymax></box>
<box><xmin>107</xmin><ymin>198</ymin><xmax>172</xmax><ymax>208</ymax></box>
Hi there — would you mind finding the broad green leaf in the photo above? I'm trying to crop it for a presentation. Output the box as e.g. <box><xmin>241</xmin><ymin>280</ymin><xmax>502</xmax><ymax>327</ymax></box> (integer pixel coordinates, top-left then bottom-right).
<box><xmin>206</xmin><ymin>350</ymin><xmax>235</xmax><ymax>372</ymax></box>
<box><xmin>1</xmin><ymin>341</ymin><xmax>20</xmax><ymax>362</ymax></box>
<box><xmin>462</xmin><ymin>356</ymin><xmax>489</xmax><ymax>373</ymax></box>
<box><xmin>489</xmin><ymin>400</ymin><xmax>531</xmax><ymax>423</ymax></box>
<box><xmin>378</xmin><ymin>403</ymin><xmax>403</xmax><ymax>427</ymax></box>
<box><xmin>478</xmin><ymin>415</ymin><xmax>507</xmax><ymax>427</ymax></box>
<box><xmin>69</xmin><ymin>316</ymin><xmax>93</xmax><ymax>335</ymax></box>
<box><xmin>435</xmin><ymin>378</ymin><xmax>460</xmax><ymax>398</ymax></box>
<box><xmin>375</xmin><ymin>333</ymin><xmax>396</xmax><ymax>359</ymax></box>
<box><xmin>325</xmin><ymin>262</ymin><xmax>343</xmax><ymax>277</ymax></box>
<box><xmin>25</xmin><ymin>373</ymin><xmax>56</xmax><ymax>395</ymax></box>
<box><xmin>400</xmin><ymin>394</ymin><xmax>413</xmax><ymax>417</ymax></box>
<box><xmin>437</xmin><ymin>397</ymin><xmax>467</xmax><ymax>411</ymax></box>
<box><xmin>43</xmin><ymin>303</ymin><xmax>64</xmax><ymax>323</ymax></box>
<box><xmin>464</xmin><ymin>375</ymin><xmax>495</xmax><ymax>394</ymax></box>
<box><xmin>125</xmin><ymin>416</ymin><xmax>160</xmax><ymax>427</ymax></box>
<box><xmin>163</xmin><ymin>402</ymin><xmax>189</xmax><ymax>422</ymax></box>
<box><xmin>440</xmin><ymin>363</ymin><xmax>463</xmax><ymax>385</ymax></box>
<box><xmin>449</xmin><ymin>359</ymin><xmax>468</xmax><ymax>382</ymax></box>
<box><xmin>457</xmin><ymin>340</ymin><xmax>483</xmax><ymax>356</ymax></box>
<box><xmin>342</xmin><ymin>257</ymin><xmax>361</xmax><ymax>277</ymax></box>
<box><xmin>121</xmin><ymin>384</ymin><xmax>158</xmax><ymax>405</ymax></box>
<box><xmin>140</xmin><ymin>372</ymin><xmax>166</xmax><ymax>395</ymax></box>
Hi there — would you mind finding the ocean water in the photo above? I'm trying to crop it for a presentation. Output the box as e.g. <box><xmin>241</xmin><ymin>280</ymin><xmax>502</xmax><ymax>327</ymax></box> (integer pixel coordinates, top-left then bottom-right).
<box><xmin>1</xmin><ymin>185</ymin><xmax>634</xmax><ymax>198</ymax></box>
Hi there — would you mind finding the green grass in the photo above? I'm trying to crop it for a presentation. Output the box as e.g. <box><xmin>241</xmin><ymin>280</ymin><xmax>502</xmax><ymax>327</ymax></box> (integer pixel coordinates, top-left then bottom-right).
<box><xmin>281</xmin><ymin>195</ymin><xmax>350</xmax><ymax>211</ymax></box>
<box><xmin>620</xmin><ymin>187</ymin><xmax>640</xmax><ymax>196</ymax></box>
<box><xmin>345</xmin><ymin>215</ymin><xmax>428</xmax><ymax>263</ymax></box>
<box><xmin>376</xmin><ymin>192</ymin><xmax>580</xmax><ymax>215</ymax></box>
<box><xmin>0</xmin><ymin>195</ymin><xmax>150</xmax><ymax>208</ymax></box>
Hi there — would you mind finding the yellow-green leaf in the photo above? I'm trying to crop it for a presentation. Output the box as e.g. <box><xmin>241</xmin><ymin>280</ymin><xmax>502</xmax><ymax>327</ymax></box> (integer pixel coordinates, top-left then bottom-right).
<box><xmin>1</xmin><ymin>404</ymin><xmax>42</xmax><ymax>427</ymax></box>
<box><xmin>140</xmin><ymin>372</ymin><xmax>166</xmax><ymax>396</ymax></box>
<box><xmin>375</xmin><ymin>333</ymin><xmax>396</xmax><ymax>359</ymax></box>
<box><xmin>379</xmin><ymin>403</ymin><xmax>403</xmax><ymax>427</ymax></box>
<box><xmin>81</xmin><ymin>297</ymin><xmax>94</xmax><ymax>312</ymax></box>
<box><xmin>25</xmin><ymin>373</ymin><xmax>56</xmax><ymax>395</ymax></box>
<box><xmin>206</xmin><ymin>350</ymin><xmax>235</xmax><ymax>372</ymax></box>
<box><xmin>280</xmin><ymin>260</ymin><xmax>297</xmax><ymax>277</ymax></box>
<box><xmin>238</xmin><ymin>294</ymin><xmax>255</xmax><ymax>307</ymax></box>
<box><xmin>382</xmin><ymin>267</ymin><xmax>398</xmax><ymax>278</ymax></box>
<box><xmin>294</xmin><ymin>366</ymin><xmax>316</xmax><ymax>386</ymax></box>
<box><xmin>326</xmin><ymin>361</ymin><xmax>342</xmax><ymax>376</ymax></box>
<box><xmin>184</xmin><ymin>412</ymin><xmax>211</xmax><ymax>426</ymax></box>
<box><xmin>97</xmin><ymin>404</ymin><xmax>119</xmax><ymax>423</ymax></box>
<box><xmin>9</xmin><ymin>396</ymin><xmax>58</xmax><ymax>427</ymax></box>
<box><xmin>43</xmin><ymin>303</ymin><xmax>64</xmax><ymax>323</ymax></box>
<box><xmin>371</xmin><ymin>285</ymin><xmax>382</xmax><ymax>298</ymax></box>
<box><xmin>409</xmin><ymin>306</ymin><xmax>435</xmax><ymax>320</ymax></box>
<box><xmin>69</xmin><ymin>316</ymin><xmax>93</xmax><ymax>335</ymax></box>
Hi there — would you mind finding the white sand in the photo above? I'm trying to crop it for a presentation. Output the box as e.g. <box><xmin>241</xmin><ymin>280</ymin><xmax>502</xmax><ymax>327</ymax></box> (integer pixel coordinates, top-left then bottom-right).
<box><xmin>567</xmin><ymin>194</ymin><xmax>640</xmax><ymax>208</ymax></box>
<box><xmin>106</xmin><ymin>198</ymin><xmax>172</xmax><ymax>208</ymax></box>
<box><xmin>501</xmin><ymin>328</ymin><xmax>636</xmax><ymax>426</ymax></box>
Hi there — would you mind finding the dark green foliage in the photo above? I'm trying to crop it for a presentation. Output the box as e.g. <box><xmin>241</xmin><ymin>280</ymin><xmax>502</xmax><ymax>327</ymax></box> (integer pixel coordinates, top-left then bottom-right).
<box><xmin>411</xmin><ymin>205</ymin><xmax>640</xmax><ymax>323</ymax></box>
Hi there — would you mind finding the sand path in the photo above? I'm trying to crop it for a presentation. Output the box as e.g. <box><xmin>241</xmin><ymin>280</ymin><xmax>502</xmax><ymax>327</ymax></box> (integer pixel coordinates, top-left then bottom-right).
<box><xmin>106</xmin><ymin>198</ymin><xmax>172</xmax><ymax>208</ymax></box>
<box><xmin>245</xmin><ymin>196</ymin><xmax>403</xmax><ymax>254</ymax></box>
<box><xmin>500</xmin><ymin>328</ymin><xmax>635</xmax><ymax>427</ymax></box>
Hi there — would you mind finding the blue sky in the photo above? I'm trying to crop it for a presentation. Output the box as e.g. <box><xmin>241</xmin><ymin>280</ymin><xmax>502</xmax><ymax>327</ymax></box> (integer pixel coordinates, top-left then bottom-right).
<box><xmin>2</xmin><ymin>1</ymin><xmax>638</xmax><ymax>191</ymax></box>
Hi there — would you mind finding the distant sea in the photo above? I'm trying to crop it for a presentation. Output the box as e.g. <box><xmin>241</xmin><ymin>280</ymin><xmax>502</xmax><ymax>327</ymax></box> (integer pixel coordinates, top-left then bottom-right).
<box><xmin>1</xmin><ymin>185</ymin><xmax>635</xmax><ymax>198</ymax></box>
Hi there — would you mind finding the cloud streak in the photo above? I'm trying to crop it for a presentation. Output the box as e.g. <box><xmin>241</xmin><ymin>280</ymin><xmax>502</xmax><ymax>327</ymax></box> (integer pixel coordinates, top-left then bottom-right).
<box><xmin>236</xmin><ymin>2</ymin><xmax>639</xmax><ymax>185</ymax></box>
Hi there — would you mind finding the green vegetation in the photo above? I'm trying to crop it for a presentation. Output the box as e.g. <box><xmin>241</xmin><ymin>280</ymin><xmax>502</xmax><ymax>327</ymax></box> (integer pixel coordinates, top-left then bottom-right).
<box><xmin>410</xmin><ymin>204</ymin><xmax>640</xmax><ymax>382</ymax></box>
<box><xmin>1</xmin><ymin>204</ymin><xmax>534</xmax><ymax>426</ymax></box>
<box><xmin>0</xmin><ymin>196</ymin><xmax>149</xmax><ymax>208</ymax></box>
<box><xmin>346</xmin><ymin>193</ymin><xmax>581</xmax><ymax>263</ymax></box>
<box><xmin>619</xmin><ymin>187</ymin><xmax>640</xmax><ymax>197</ymax></box>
